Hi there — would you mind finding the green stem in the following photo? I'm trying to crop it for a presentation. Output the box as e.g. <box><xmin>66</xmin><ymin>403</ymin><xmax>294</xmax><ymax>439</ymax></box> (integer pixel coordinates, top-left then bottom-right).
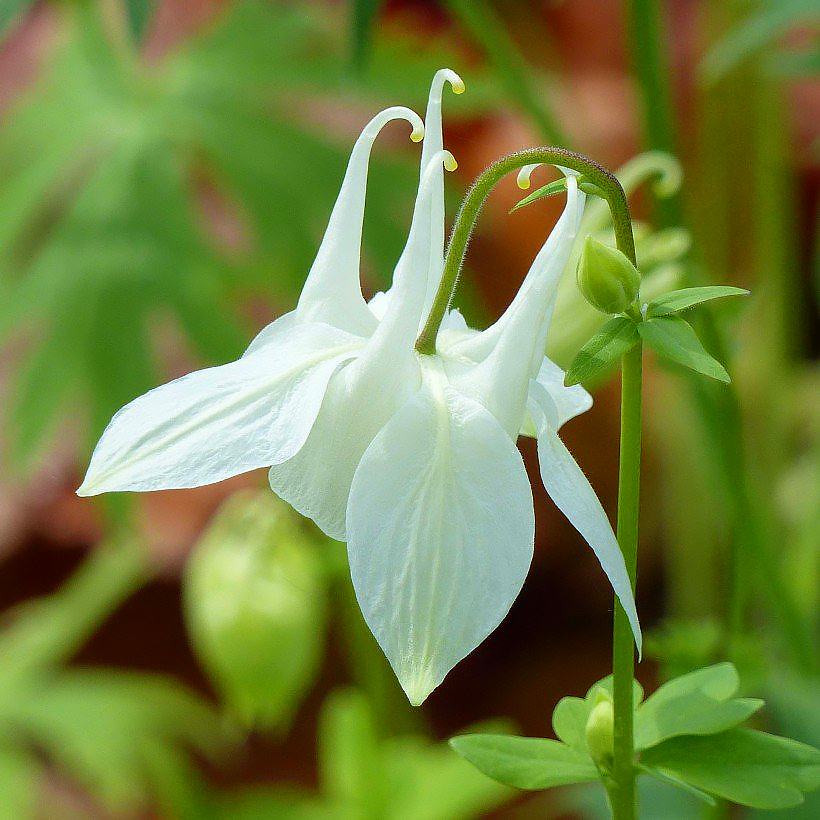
<box><xmin>415</xmin><ymin>148</ymin><xmax>636</xmax><ymax>353</ymax></box>
<box><xmin>611</xmin><ymin>342</ymin><xmax>642</xmax><ymax>820</ymax></box>
<box><xmin>445</xmin><ymin>0</ymin><xmax>568</xmax><ymax>145</ymax></box>
<box><xmin>624</xmin><ymin>0</ymin><xmax>681</xmax><ymax>227</ymax></box>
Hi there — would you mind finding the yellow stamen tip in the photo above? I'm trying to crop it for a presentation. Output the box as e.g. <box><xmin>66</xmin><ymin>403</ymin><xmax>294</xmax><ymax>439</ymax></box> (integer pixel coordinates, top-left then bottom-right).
<box><xmin>410</xmin><ymin>126</ymin><xmax>425</xmax><ymax>143</ymax></box>
<box><xmin>452</xmin><ymin>79</ymin><xmax>465</xmax><ymax>94</ymax></box>
<box><xmin>443</xmin><ymin>151</ymin><xmax>458</xmax><ymax>172</ymax></box>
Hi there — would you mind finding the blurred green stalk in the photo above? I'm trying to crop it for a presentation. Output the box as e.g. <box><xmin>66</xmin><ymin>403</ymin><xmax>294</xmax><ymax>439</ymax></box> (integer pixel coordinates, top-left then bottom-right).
<box><xmin>445</xmin><ymin>0</ymin><xmax>568</xmax><ymax>145</ymax></box>
<box><xmin>625</xmin><ymin>0</ymin><xmax>816</xmax><ymax>675</ymax></box>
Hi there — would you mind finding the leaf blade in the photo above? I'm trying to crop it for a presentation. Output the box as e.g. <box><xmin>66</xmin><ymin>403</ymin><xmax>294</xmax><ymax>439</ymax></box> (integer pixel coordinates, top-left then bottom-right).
<box><xmin>638</xmin><ymin>316</ymin><xmax>730</xmax><ymax>383</ymax></box>
<box><xmin>640</xmin><ymin>728</ymin><xmax>820</xmax><ymax>810</ymax></box>
<box><xmin>449</xmin><ymin>734</ymin><xmax>598</xmax><ymax>791</ymax></box>
<box><xmin>564</xmin><ymin>316</ymin><xmax>639</xmax><ymax>387</ymax></box>
<box><xmin>646</xmin><ymin>286</ymin><xmax>749</xmax><ymax>317</ymax></box>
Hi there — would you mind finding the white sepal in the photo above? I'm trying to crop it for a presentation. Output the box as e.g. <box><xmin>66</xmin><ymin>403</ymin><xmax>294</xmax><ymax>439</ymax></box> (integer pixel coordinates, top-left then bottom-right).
<box><xmin>346</xmin><ymin>365</ymin><xmax>534</xmax><ymax>704</ymax></box>
<box><xmin>78</xmin><ymin>323</ymin><xmax>362</xmax><ymax>495</ymax></box>
<box><xmin>528</xmin><ymin>380</ymin><xmax>641</xmax><ymax>652</ymax></box>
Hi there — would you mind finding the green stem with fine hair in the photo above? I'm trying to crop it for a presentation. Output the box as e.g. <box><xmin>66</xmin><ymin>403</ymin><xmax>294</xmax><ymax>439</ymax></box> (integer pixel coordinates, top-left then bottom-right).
<box><xmin>610</xmin><ymin>341</ymin><xmax>642</xmax><ymax>820</ymax></box>
<box><xmin>415</xmin><ymin>148</ymin><xmax>636</xmax><ymax>354</ymax></box>
<box><xmin>414</xmin><ymin>148</ymin><xmax>642</xmax><ymax>817</ymax></box>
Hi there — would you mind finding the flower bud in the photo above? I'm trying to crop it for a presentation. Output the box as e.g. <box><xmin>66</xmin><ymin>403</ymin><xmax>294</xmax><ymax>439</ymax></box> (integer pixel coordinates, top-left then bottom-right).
<box><xmin>585</xmin><ymin>692</ymin><xmax>615</xmax><ymax>767</ymax></box>
<box><xmin>577</xmin><ymin>236</ymin><xmax>641</xmax><ymax>314</ymax></box>
<box><xmin>184</xmin><ymin>492</ymin><xmax>326</xmax><ymax>729</ymax></box>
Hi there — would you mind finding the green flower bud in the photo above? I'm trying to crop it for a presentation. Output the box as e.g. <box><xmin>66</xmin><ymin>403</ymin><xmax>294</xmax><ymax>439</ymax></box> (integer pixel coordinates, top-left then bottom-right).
<box><xmin>577</xmin><ymin>236</ymin><xmax>641</xmax><ymax>314</ymax></box>
<box><xmin>184</xmin><ymin>491</ymin><xmax>326</xmax><ymax>729</ymax></box>
<box><xmin>585</xmin><ymin>692</ymin><xmax>615</xmax><ymax>767</ymax></box>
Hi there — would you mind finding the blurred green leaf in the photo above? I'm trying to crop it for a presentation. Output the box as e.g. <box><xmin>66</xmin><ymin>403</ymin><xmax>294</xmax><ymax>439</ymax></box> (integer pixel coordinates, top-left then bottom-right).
<box><xmin>646</xmin><ymin>285</ymin><xmax>749</xmax><ymax>317</ymax></box>
<box><xmin>0</xmin><ymin>747</ymin><xmax>37</xmax><ymax>818</ymax></box>
<box><xmin>0</xmin><ymin>0</ymin><xmax>34</xmax><ymax>40</ymax></box>
<box><xmin>0</xmin><ymin>539</ymin><xmax>229</xmax><ymax>816</ymax></box>
<box><xmin>10</xmin><ymin>671</ymin><xmax>226</xmax><ymax>811</ymax></box>
<box><xmin>634</xmin><ymin>662</ymin><xmax>763</xmax><ymax>750</ymax></box>
<box><xmin>186</xmin><ymin>492</ymin><xmax>326</xmax><ymax>730</ymax></box>
<box><xmin>638</xmin><ymin>316</ymin><xmax>731</xmax><ymax>383</ymax></box>
<box><xmin>564</xmin><ymin>316</ymin><xmax>639</xmax><ymax>387</ymax></box>
<box><xmin>124</xmin><ymin>0</ymin><xmax>156</xmax><ymax>43</ymax></box>
<box><xmin>0</xmin><ymin>0</ymin><xmax>486</xmax><ymax>468</ymax></box>
<box><xmin>448</xmin><ymin>734</ymin><xmax>598</xmax><ymax>791</ymax></box>
<box><xmin>701</xmin><ymin>0</ymin><xmax>820</xmax><ymax>83</ymax></box>
<box><xmin>350</xmin><ymin>0</ymin><xmax>384</xmax><ymax>71</ymax></box>
<box><xmin>640</xmin><ymin>729</ymin><xmax>820</xmax><ymax>809</ymax></box>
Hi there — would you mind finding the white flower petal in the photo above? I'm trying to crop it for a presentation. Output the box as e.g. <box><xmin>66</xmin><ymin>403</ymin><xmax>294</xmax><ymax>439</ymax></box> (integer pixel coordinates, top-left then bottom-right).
<box><xmin>451</xmin><ymin>177</ymin><xmax>585</xmax><ymax>436</ymax></box>
<box><xmin>529</xmin><ymin>381</ymin><xmax>641</xmax><ymax>651</ymax></box>
<box><xmin>268</xmin><ymin>151</ymin><xmax>455</xmax><ymax>539</ymax></box>
<box><xmin>346</xmin><ymin>369</ymin><xmax>534</xmax><ymax>705</ymax></box>
<box><xmin>268</xmin><ymin>347</ymin><xmax>421</xmax><ymax>541</ymax></box>
<box><xmin>296</xmin><ymin>106</ymin><xmax>423</xmax><ymax>337</ymax></box>
<box><xmin>78</xmin><ymin>323</ymin><xmax>362</xmax><ymax>495</ymax></box>
<box><xmin>520</xmin><ymin>357</ymin><xmax>592</xmax><ymax>437</ymax></box>
<box><xmin>241</xmin><ymin>310</ymin><xmax>297</xmax><ymax>358</ymax></box>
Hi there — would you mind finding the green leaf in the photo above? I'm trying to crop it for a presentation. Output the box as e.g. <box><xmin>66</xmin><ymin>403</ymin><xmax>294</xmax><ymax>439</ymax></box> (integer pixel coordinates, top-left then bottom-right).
<box><xmin>385</xmin><ymin>736</ymin><xmax>511</xmax><ymax>820</ymax></box>
<box><xmin>701</xmin><ymin>0</ymin><xmax>820</xmax><ymax>83</ymax></box>
<box><xmin>510</xmin><ymin>178</ymin><xmax>568</xmax><ymax>212</ymax></box>
<box><xmin>635</xmin><ymin>662</ymin><xmax>763</xmax><ymax>750</ymax></box>
<box><xmin>0</xmin><ymin>747</ymin><xmax>36</xmax><ymax>818</ymax></box>
<box><xmin>646</xmin><ymin>286</ymin><xmax>749</xmax><ymax>317</ymax></box>
<box><xmin>552</xmin><ymin>697</ymin><xmax>591</xmax><ymax>752</ymax></box>
<box><xmin>448</xmin><ymin>734</ymin><xmax>598</xmax><ymax>791</ymax></box>
<box><xmin>640</xmin><ymin>729</ymin><xmax>820</xmax><ymax>809</ymax></box>
<box><xmin>564</xmin><ymin>316</ymin><xmax>639</xmax><ymax>386</ymax></box>
<box><xmin>638</xmin><ymin>316</ymin><xmax>731</xmax><ymax>383</ymax></box>
<box><xmin>637</xmin><ymin>763</ymin><xmax>717</xmax><ymax>806</ymax></box>
<box><xmin>319</xmin><ymin>690</ymin><xmax>386</xmax><ymax>816</ymax></box>
<box><xmin>124</xmin><ymin>0</ymin><xmax>156</xmax><ymax>44</ymax></box>
<box><xmin>12</xmin><ymin>670</ymin><xmax>227</xmax><ymax>811</ymax></box>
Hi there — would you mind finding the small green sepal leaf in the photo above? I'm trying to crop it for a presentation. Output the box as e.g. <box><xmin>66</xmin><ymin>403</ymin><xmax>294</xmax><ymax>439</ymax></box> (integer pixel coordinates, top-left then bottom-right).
<box><xmin>638</xmin><ymin>316</ymin><xmax>731</xmax><ymax>383</ymax></box>
<box><xmin>564</xmin><ymin>316</ymin><xmax>639</xmax><ymax>387</ymax></box>
<box><xmin>639</xmin><ymin>728</ymin><xmax>820</xmax><ymax>809</ymax></box>
<box><xmin>511</xmin><ymin>177</ymin><xmax>607</xmax><ymax>213</ymax></box>
<box><xmin>448</xmin><ymin>734</ymin><xmax>599</xmax><ymax>791</ymax></box>
<box><xmin>510</xmin><ymin>179</ymin><xmax>568</xmax><ymax>212</ymax></box>
<box><xmin>646</xmin><ymin>286</ymin><xmax>750</xmax><ymax>318</ymax></box>
<box><xmin>635</xmin><ymin>662</ymin><xmax>764</xmax><ymax>750</ymax></box>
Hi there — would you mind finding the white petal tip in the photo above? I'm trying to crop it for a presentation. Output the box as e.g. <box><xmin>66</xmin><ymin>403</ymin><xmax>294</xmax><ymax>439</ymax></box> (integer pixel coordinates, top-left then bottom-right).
<box><xmin>76</xmin><ymin>477</ymin><xmax>98</xmax><ymax>497</ymax></box>
<box><xmin>434</xmin><ymin>68</ymin><xmax>465</xmax><ymax>96</ymax></box>
<box><xmin>517</xmin><ymin>163</ymin><xmax>540</xmax><ymax>190</ymax></box>
<box><xmin>410</xmin><ymin>125</ymin><xmax>425</xmax><ymax>143</ymax></box>
<box><xmin>443</xmin><ymin>150</ymin><xmax>458</xmax><ymax>172</ymax></box>
<box><xmin>400</xmin><ymin>672</ymin><xmax>438</xmax><ymax>706</ymax></box>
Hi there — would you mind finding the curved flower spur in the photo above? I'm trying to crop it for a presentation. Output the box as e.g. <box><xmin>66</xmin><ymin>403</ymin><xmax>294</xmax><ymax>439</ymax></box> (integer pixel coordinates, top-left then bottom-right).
<box><xmin>78</xmin><ymin>70</ymin><xmax>639</xmax><ymax>706</ymax></box>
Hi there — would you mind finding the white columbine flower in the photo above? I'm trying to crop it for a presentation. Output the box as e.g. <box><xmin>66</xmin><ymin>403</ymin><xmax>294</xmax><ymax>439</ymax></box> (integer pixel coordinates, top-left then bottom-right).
<box><xmin>78</xmin><ymin>69</ymin><xmax>639</xmax><ymax>706</ymax></box>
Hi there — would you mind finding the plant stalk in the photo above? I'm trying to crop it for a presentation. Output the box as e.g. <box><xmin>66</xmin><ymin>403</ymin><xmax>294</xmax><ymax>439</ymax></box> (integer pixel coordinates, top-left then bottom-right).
<box><xmin>610</xmin><ymin>340</ymin><xmax>642</xmax><ymax>819</ymax></box>
<box><xmin>415</xmin><ymin>148</ymin><xmax>635</xmax><ymax>354</ymax></box>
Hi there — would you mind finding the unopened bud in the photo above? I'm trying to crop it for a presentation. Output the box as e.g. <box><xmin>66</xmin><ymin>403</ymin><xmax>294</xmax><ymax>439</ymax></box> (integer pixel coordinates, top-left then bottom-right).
<box><xmin>585</xmin><ymin>693</ymin><xmax>615</xmax><ymax>767</ymax></box>
<box><xmin>577</xmin><ymin>236</ymin><xmax>641</xmax><ymax>314</ymax></box>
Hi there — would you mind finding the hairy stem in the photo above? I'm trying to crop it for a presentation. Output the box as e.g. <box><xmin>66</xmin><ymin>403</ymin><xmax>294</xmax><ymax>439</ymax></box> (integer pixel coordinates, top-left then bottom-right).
<box><xmin>611</xmin><ymin>342</ymin><xmax>642</xmax><ymax>820</ymax></box>
<box><xmin>415</xmin><ymin>147</ymin><xmax>636</xmax><ymax>354</ymax></box>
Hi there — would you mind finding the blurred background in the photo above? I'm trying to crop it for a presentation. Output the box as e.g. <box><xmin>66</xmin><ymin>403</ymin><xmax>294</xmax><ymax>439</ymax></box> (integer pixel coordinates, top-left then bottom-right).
<box><xmin>0</xmin><ymin>0</ymin><xmax>817</xmax><ymax>817</ymax></box>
